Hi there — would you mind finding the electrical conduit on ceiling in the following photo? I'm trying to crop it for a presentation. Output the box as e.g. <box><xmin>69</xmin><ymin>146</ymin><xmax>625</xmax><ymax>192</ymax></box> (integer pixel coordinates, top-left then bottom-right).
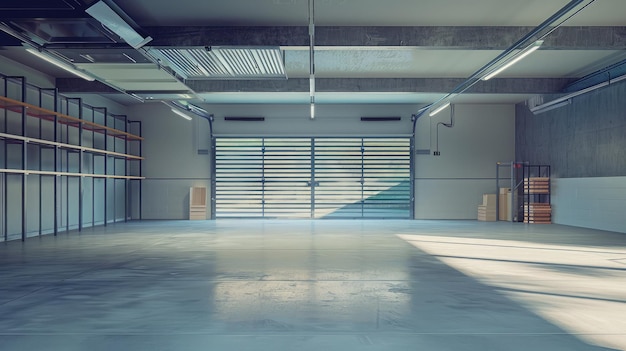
<box><xmin>416</xmin><ymin>0</ymin><xmax>597</xmax><ymax>119</ymax></box>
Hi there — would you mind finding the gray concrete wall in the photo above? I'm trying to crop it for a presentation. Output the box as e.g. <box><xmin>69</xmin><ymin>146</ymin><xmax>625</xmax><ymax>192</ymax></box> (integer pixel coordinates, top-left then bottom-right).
<box><xmin>516</xmin><ymin>79</ymin><xmax>626</xmax><ymax>233</ymax></box>
<box><xmin>131</xmin><ymin>102</ymin><xmax>515</xmax><ymax>220</ymax></box>
<box><xmin>516</xmin><ymin>80</ymin><xmax>626</xmax><ymax>178</ymax></box>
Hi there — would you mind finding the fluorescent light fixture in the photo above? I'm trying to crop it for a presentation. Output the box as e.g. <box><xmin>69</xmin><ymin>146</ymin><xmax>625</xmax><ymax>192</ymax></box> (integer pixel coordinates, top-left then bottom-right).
<box><xmin>26</xmin><ymin>48</ymin><xmax>95</xmax><ymax>81</ymax></box>
<box><xmin>170</xmin><ymin>108</ymin><xmax>193</xmax><ymax>120</ymax></box>
<box><xmin>528</xmin><ymin>73</ymin><xmax>626</xmax><ymax>115</ymax></box>
<box><xmin>429</xmin><ymin>102</ymin><xmax>451</xmax><ymax>117</ymax></box>
<box><xmin>482</xmin><ymin>40</ymin><xmax>543</xmax><ymax>81</ymax></box>
<box><xmin>129</xmin><ymin>93</ymin><xmax>144</xmax><ymax>102</ymax></box>
<box><xmin>310</xmin><ymin>103</ymin><xmax>315</xmax><ymax>119</ymax></box>
<box><xmin>86</xmin><ymin>1</ymin><xmax>152</xmax><ymax>49</ymax></box>
<box><xmin>530</xmin><ymin>99</ymin><xmax>571</xmax><ymax>115</ymax></box>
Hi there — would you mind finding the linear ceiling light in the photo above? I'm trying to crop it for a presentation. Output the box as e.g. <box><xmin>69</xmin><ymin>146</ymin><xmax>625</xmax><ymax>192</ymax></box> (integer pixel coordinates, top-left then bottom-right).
<box><xmin>530</xmin><ymin>99</ymin><xmax>571</xmax><ymax>114</ymax></box>
<box><xmin>482</xmin><ymin>40</ymin><xmax>544</xmax><ymax>81</ymax></box>
<box><xmin>25</xmin><ymin>48</ymin><xmax>95</xmax><ymax>81</ymax></box>
<box><xmin>429</xmin><ymin>102</ymin><xmax>451</xmax><ymax>117</ymax></box>
<box><xmin>86</xmin><ymin>1</ymin><xmax>152</xmax><ymax>49</ymax></box>
<box><xmin>530</xmin><ymin>73</ymin><xmax>626</xmax><ymax>115</ymax></box>
<box><xmin>162</xmin><ymin>101</ymin><xmax>193</xmax><ymax>120</ymax></box>
<box><xmin>170</xmin><ymin>107</ymin><xmax>193</xmax><ymax>120</ymax></box>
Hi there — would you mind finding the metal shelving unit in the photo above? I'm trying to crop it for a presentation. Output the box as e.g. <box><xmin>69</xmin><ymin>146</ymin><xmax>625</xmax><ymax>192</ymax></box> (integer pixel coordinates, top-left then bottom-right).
<box><xmin>522</xmin><ymin>164</ymin><xmax>551</xmax><ymax>224</ymax></box>
<box><xmin>496</xmin><ymin>162</ymin><xmax>551</xmax><ymax>223</ymax></box>
<box><xmin>0</xmin><ymin>74</ymin><xmax>144</xmax><ymax>242</ymax></box>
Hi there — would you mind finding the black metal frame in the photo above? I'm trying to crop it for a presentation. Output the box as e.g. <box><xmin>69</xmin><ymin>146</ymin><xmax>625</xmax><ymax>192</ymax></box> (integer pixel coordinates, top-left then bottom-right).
<box><xmin>522</xmin><ymin>164</ymin><xmax>551</xmax><ymax>223</ymax></box>
<box><xmin>0</xmin><ymin>73</ymin><xmax>143</xmax><ymax>242</ymax></box>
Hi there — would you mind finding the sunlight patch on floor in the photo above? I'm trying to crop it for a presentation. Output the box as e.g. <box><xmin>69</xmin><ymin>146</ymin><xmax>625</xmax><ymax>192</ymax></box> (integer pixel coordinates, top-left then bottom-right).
<box><xmin>397</xmin><ymin>234</ymin><xmax>626</xmax><ymax>350</ymax></box>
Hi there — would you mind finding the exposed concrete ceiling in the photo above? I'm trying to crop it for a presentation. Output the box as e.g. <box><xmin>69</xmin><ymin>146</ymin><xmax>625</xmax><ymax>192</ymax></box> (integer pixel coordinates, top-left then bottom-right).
<box><xmin>1</xmin><ymin>0</ymin><xmax>626</xmax><ymax>108</ymax></box>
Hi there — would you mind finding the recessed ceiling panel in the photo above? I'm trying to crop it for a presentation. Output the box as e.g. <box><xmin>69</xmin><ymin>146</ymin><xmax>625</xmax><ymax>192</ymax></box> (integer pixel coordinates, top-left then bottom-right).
<box><xmin>9</xmin><ymin>19</ymin><xmax>118</xmax><ymax>44</ymax></box>
<box><xmin>283</xmin><ymin>48</ymin><xmax>626</xmax><ymax>79</ymax></box>
<box><xmin>74</xmin><ymin>63</ymin><xmax>189</xmax><ymax>91</ymax></box>
<box><xmin>0</xmin><ymin>0</ymin><xmax>78</xmax><ymax>11</ymax></box>
<box><xmin>52</xmin><ymin>48</ymin><xmax>152</xmax><ymax>64</ymax></box>
<box><xmin>285</xmin><ymin>49</ymin><xmax>500</xmax><ymax>78</ymax></box>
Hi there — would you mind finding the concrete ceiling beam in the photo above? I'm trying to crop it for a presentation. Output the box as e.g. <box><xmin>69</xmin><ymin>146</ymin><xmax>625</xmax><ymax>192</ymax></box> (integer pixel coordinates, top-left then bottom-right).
<box><xmin>184</xmin><ymin>77</ymin><xmax>570</xmax><ymax>95</ymax></box>
<box><xmin>145</xmin><ymin>26</ymin><xmax>626</xmax><ymax>50</ymax></box>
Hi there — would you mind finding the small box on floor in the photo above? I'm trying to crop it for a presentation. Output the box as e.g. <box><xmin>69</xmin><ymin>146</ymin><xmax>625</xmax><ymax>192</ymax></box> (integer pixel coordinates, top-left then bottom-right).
<box><xmin>478</xmin><ymin>193</ymin><xmax>497</xmax><ymax>221</ymax></box>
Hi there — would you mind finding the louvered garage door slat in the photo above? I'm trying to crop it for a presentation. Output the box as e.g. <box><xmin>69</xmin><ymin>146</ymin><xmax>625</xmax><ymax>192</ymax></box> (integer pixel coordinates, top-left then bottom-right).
<box><xmin>263</xmin><ymin>138</ymin><xmax>312</xmax><ymax>218</ymax></box>
<box><xmin>214</xmin><ymin>137</ymin><xmax>411</xmax><ymax>218</ymax></box>
<box><xmin>215</xmin><ymin>138</ymin><xmax>264</xmax><ymax>217</ymax></box>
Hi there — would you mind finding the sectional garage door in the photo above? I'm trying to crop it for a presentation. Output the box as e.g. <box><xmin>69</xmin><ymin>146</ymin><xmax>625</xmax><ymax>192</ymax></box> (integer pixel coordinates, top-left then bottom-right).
<box><xmin>214</xmin><ymin>138</ymin><xmax>412</xmax><ymax>219</ymax></box>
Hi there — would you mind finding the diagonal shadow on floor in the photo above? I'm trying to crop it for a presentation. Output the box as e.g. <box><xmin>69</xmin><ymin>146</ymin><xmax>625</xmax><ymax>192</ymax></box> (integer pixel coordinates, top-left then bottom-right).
<box><xmin>0</xmin><ymin>220</ymin><xmax>621</xmax><ymax>351</ymax></box>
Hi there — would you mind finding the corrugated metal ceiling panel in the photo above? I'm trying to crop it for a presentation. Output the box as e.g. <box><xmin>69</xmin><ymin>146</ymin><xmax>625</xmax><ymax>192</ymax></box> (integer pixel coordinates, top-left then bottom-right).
<box><xmin>150</xmin><ymin>47</ymin><xmax>286</xmax><ymax>79</ymax></box>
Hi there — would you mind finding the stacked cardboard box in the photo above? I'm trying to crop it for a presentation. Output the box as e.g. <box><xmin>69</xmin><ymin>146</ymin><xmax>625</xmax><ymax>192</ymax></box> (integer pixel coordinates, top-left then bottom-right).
<box><xmin>478</xmin><ymin>194</ymin><xmax>497</xmax><ymax>221</ymax></box>
<box><xmin>189</xmin><ymin>186</ymin><xmax>207</xmax><ymax>220</ymax></box>
<box><xmin>524</xmin><ymin>177</ymin><xmax>550</xmax><ymax>194</ymax></box>
<box><xmin>523</xmin><ymin>177</ymin><xmax>551</xmax><ymax>223</ymax></box>
<box><xmin>498</xmin><ymin>187</ymin><xmax>512</xmax><ymax>221</ymax></box>
<box><xmin>524</xmin><ymin>203</ymin><xmax>552</xmax><ymax>224</ymax></box>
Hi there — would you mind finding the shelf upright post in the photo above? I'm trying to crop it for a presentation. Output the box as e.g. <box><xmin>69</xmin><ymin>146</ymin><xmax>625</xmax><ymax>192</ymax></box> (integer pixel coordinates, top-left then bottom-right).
<box><xmin>53</xmin><ymin>89</ymin><xmax>58</xmax><ymax>236</ymax></box>
<box><xmin>19</xmin><ymin>77</ymin><xmax>27</xmax><ymax>241</ymax></box>
<box><xmin>103</xmin><ymin>107</ymin><xmax>108</xmax><ymax>226</ymax></box>
<box><xmin>64</xmin><ymin>98</ymin><xmax>70</xmax><ymax>233</ymax></box>
<box><xmin>39</xmin><ymin>88</ymin><xmax>56</xmax><ymax>236</ymax></box>
<box><xmin>111</xmin><ymin>113</ymin><xmax>117</xmax><ymax>223</ymax></box>
<box><xmin>3</xmin><ymin>76</ymin><xmax>8</xmax><ymax>241</ymax></box>
<box><xmin>127</xmin><ymin>120</ymin><xmax>142</xmax><ymax>220</ymax></box>
<box><xmin>38</xmin><ymin>88</ymin><xmax>42</xmax><ymax>236</ymax></box>
<box><xmin>77</xmin><ymin>98</ymin><xmax>83</xmax><ymax>231</ymax></box>
<box><xmin>508</xmin><ymin>161</ymin><xmax>517</xmax><ymax>222</ymax></box>
<box><xmin>122</xmin><ymin>115</ymin><xmax>128</xmax><ymax>222</ymax></box>
<box><xmin>89</xmin><ymin>107</ymin><xmax>95</xmax><ymax>228</ymax></box>
<box><xmin>137</xmin><ymin>121</ymin><xmax>143</xmax><ymax>220</ymax></box>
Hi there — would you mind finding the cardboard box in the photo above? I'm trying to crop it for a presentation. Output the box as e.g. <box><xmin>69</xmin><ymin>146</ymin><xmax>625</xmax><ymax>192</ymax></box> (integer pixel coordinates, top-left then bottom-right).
<box><xmin>498</xmin><ymin>188</ymin><xmax>512</xmax><ymax>221</ymax></box>
<box><xmin>477</xmin><ymin>205</ymin><xmax>497</xmax><ymax>221</ymax></box>
<box><xmin>482</xmin><ymin>194</ymin><xmax>496</xmax><ymax>207</ymax></box>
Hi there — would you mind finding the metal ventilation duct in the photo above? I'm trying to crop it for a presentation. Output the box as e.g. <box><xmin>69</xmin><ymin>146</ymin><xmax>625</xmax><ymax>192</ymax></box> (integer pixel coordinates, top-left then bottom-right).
<box><xmin>150</xmin><ymin>46</ymin><xmax>286</xmax><ymax>79</ymax></box>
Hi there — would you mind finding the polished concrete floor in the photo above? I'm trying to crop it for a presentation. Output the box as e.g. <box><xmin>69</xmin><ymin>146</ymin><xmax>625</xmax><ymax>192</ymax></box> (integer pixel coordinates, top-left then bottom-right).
<box><xmin>0</xmin><ymin>220</ymin><xmax>625</xmax><ymax>351</ymax></box>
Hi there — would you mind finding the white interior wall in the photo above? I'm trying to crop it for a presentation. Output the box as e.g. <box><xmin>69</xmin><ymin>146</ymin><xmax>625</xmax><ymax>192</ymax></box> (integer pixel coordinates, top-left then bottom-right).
<box><xmin>0</xmin><ymin>56</ymin><xmax>55</xmax><ymax>89</ymax></box>
<box><xmin>128</xmin><ymin>102</ymin><xmax>212</xmax><ymax>219</ymax></box>
<box><xmin>414</xmin><ymin>104</ymin><xmax>515</xmax><ymax>219</ymax></box>
<box><xmin>552</xmin><ymin>177</ymin><xmax>626</xmax><ymax>233</ymax></box>
<box><xmin>131</xmin><ymin>102</ymin><xmax>515</xmax><ymax>220</ymax></box>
